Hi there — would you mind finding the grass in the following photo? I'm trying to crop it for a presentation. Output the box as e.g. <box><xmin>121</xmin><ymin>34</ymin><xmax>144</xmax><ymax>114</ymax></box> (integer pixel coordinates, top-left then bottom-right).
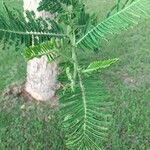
<box><xmin>101</xmin><ymin>23</ymin><xmax>150</xmax><ymax>149</ymax></box>
<box><xmin>0</xmin><ymin>0</ymin><xmax>150</xmax><ymax>149</ymax></box>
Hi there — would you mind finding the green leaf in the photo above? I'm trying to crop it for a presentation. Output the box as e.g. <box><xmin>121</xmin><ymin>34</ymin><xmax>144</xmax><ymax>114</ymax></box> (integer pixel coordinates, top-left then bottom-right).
<box><xmin>82</xmin><ymin>58</ymin><xmax>119</xmax><ymax>73</ymax></box>
<box><xmin>0</xmin><ymin>6</ymin><xmax>65</xmax><ymax>47</ymax></box>
<box><xmin>60</xmin><ymin>74</ymin><xmax>113</xmax><ymax>150</ymax></box>
<box><xmin>107</xmin><ymin>0</ymin><xmax>135</xmax><ymax>18</ymax></box>
<box><xmin>23</xmin><ymin>38</ymin><xmax>63</xmax><ymax>61</ymax></box>
<box><xmin>38</xmin><ymin>0</ymin><xmax>74</xmax><ymax>13</ymax></box>
<box><xmin>76</xmin><ymin>0</ymin><xmax>150</xmax><ymax>50</ymax></box>
<box><xmin>23</xmin><ymin>38</ymin><xmax>73</xmax><ymax>62</ymax></box>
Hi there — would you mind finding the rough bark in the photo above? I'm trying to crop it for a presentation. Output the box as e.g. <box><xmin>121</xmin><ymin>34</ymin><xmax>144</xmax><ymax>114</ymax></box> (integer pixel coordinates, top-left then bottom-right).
<box><xmin>24</xmin><ymin>0</ymin><xmax>58</xmax><ymax>101</ymax></box>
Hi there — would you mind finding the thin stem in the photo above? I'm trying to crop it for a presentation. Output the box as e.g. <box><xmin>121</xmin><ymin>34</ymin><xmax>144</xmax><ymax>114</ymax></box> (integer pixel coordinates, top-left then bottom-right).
<box><xmin>71</xmin><ymin>47</ymin><xmax>87</xmax><ymax>134</ymax></box>
<box><xmin>71</xmin><ymin>28</ymin><xmax>77</xmax><ymax>85</ymax></box>
<box><xmin>0</xmin><ymin>29</ymin><xmax>66</xmax><ymax>37</ymax></box>
<box><xmin>72</xmin><ymin>47</ymin><xmax>77</xmax><ymax>82</ymax></box>
<box><xmin>69</xmin><ymin>4</ymin><xmax>87</xmax><ymax>134</ymax></box>
<box><xmin>31</xmin><ymin>34</ymin><xmax>35</xmax><ymax>46</ymax></box>
<box><xmin>77</xmin><ymin>68</ymin><xmax>87</xmax><ymax>133</ymax></box>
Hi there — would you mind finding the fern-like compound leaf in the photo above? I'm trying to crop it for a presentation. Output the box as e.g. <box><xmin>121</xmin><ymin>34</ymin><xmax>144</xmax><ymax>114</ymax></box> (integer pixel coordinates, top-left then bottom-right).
<box><xmin>59</xmin><ymin>74</ymin><xmax>113</xmax><ymax>150</ymax></box>
<box><xmin>38</xmin><ymin>0</ymin><xmax>78</xmax><ymax>13</ymax></box>
<box><xmin>23</xmin><ymin>38</ymin><xmax>73</xmax><ymax>62</ymax></box>
<box><xmin>82</xmin><ymin>58</ymin><xmax>119</xmax><ymax>73</ymax></box>
<box><xmin>23</xmin><ymin>38</ymin><xmax>64</xmax><ymax>61</ymax></box>
<box><xmin>76</xmin><ymin>0</ymin><xmax>150</xmax><ymax>50</ymax></box>
<box><xmin>0</xmin><ymin>6</ymin><xmax>65</xmax><ymax>48</ymax></box>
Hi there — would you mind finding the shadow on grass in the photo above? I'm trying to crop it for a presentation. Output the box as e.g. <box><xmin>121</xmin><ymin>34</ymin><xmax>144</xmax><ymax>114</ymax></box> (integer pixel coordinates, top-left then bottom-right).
<box><xmin>0</xmin><ymin>93</ymin><xmax>65</xmax><ymax>150</ymax></box>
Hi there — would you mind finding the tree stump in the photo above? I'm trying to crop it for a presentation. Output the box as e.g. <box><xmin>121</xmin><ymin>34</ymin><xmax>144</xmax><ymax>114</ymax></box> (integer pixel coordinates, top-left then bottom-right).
<box><xmin>23</xmin><ymin>0</ymin><xmax>58</xmax><ymax>101</ymax></box>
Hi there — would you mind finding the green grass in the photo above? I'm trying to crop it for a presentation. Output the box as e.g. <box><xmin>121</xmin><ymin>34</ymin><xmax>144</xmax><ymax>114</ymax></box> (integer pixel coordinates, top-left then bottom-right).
<box><xmin>0</xmin><ymin>96</ymin><xmax>64</xmax><ymax>150</ymax></box>
<box><xmin>100</xmin><ymin>22</ymin><xmax>150</xmax><ymax>149</ymax></box>
<box><xmin>0</xmin><ymin>0</ymin><xmax>150</xmax><ymax>149</ymax></box>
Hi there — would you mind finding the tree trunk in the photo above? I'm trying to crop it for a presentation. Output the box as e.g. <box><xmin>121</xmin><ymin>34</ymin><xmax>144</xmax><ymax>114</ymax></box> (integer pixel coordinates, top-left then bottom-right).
<box><xmin>24</xmin><ymin>0</ymin><xmax>58</xmax><ymax>101</ymax></box>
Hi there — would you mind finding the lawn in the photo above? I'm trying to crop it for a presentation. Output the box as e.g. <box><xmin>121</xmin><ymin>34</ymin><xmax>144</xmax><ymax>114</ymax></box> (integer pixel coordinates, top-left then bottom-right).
<box><xmin>0</xmin><ymin>0</ymin><xmax>150</xmax><ymax>149</ymax></box>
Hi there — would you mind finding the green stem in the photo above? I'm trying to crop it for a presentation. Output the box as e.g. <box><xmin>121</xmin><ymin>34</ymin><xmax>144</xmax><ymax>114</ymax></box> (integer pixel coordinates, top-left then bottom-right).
<box><xmin>71</xmin><ymin>47</ymin><xmax>87</xmax><ymax>134</ymax></box>
<box><xmin>72</xmin><ymin>47</ymin><xmax>77</xmax><ymax>83</ymax></box>
<box><xmin>0</xmin><ymin>29</ymin><xmax>66</xmax><ymax>37</ymax></box>
<box><xmin>70</xmin><ymin>11</ymin><xmax>87</xmax><ymax>133</ymax></box>
<box><xmin>77</xmin><ymin>67</ymin><xmax>87</xmax><ymax>132</ymax></box>
<box><xmin>71</xmin><ymin>28</ymin><xmax>77</xmax><ymax>84</ymax></box>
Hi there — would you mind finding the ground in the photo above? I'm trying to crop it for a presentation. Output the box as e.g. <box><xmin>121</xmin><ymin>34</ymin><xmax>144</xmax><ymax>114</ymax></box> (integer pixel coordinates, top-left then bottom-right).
<box><xmin>0</xmin><ymin>0</ymin><xmax>150</xmax><ymax>149</ymax></box>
